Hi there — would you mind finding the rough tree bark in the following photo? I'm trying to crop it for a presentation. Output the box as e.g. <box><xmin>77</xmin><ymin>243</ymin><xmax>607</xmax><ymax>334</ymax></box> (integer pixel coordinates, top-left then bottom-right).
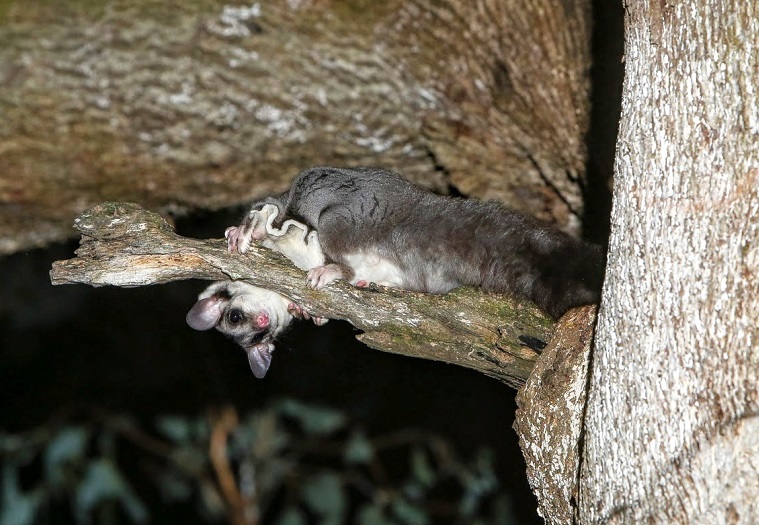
<box><xmin>580</xmin><ymin>1</ymin><xmax>759</xmax><ymax>522</ymax></box>
<box><xmin>516</xmin><ymin>1</ymin><xmax>758</xmax><ymax>524</ymax></box>
<box><xmin>0</xmin><ymin>0</ymin><xmax>591</xmax><ymax>253</ymax></box>
<box><xmin>514</xmin><ymin>305</ymin><xmax>596</xmax><ymax>524</ymax></box>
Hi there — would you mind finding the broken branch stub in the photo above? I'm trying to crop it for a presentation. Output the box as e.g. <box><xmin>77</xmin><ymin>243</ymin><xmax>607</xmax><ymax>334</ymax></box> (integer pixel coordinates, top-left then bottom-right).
<box><xmin>50</xmin><ymin>202</ymin><xmax>554</xmax><ymax>388</ymax></box>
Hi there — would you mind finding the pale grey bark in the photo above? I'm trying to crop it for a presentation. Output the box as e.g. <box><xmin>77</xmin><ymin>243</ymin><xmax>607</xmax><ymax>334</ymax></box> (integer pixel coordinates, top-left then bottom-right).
<box><xmin>578</xmin><ymin>1</ymin><xmax>759</xmax><ymax>523</ymax></box>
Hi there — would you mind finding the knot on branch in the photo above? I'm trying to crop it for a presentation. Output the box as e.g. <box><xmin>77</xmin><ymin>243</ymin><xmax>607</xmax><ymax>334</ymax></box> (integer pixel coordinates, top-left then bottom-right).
<box><xmin>74</xmin><ymin>202</ymin><xmax>174</xmax><ymax>240</ymax></box>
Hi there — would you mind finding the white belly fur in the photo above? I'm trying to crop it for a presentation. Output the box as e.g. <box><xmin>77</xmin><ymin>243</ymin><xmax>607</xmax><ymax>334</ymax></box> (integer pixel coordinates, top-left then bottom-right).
<box><xmin>343</xmin><ymin>252</ymin><xmax>407</xmax><ymax>288</ymax></box>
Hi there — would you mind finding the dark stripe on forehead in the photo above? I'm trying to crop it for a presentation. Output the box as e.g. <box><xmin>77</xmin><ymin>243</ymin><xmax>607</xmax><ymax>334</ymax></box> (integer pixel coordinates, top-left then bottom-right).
<box><xmin>214</xmin><ymin>287</ymin><xmax>233</xmax><ymax>300</ymax></box>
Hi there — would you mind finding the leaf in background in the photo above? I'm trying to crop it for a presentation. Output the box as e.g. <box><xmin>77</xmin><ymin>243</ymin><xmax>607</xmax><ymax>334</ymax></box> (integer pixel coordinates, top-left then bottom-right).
<box><xmin>301</xmin><ymin>472</ymin><xmax>345</xmax><ymax>524</ymax></box>
<box><xmin>156</xmin><ymin>469</ymin><xmax>193</xmax><ymax>502</ymax></box>
<box><xmin>460</xmin><ymin>449</ymin><xmax>499</xmax><ymax>518</ymax></box>
<box><xmin>191</xmin><ymin>416</ymin><xmax>211</xmax><ymax>442</ymax></box>
<box><xmin>401</xmin><ymin>481</ymin><xmax>423</xmax><ymax>501</ymax></box>
<box><xmin>198</xmin><ymin>479</ymin><xmax>226</xmax><ymax>521</ymax></box>
<box><xmin>1</xmin><ymin>465</ymin><xmax>42</xmax><ymax>525</ymax></box>
<box><xmin>273</xmin><ymin>506</ymin><xmax>307</xmax><ymax>525</ymax></box>
<box><xmin>75</xmin><ymin>459</ymin><xmax>148</xmax><ymax>524</ymax></box>
<box><xmin>0</xmin><ymin>433</ymin><xmax>35</xmax><ymax>465</ymax></box>
<box><xmin>474</xmin><ymin>448</ymin><xmax>498</xmax><ymax>491</ymax></box>
<box><xmin>0</xmin><ymin>491</ymin><xmax>42</xmax><ymax>525</ymax></box>
<box><xmin>459</xmin><ymin>485</ymin><xmax>479</xmax><ymax>517</ymax></box>
<box><xmin>344</xmin><ymin>430</ymin><xmax>374</xmax><ymax>465</ymax></box>
<box><xmin>357</xmin><ymin>504</ymin><xmax>397</xmax><ymax>525</ymax></box>
<box><xmin>410</xmin><ymin>448</ymin><xmax>435</xmax><ymax>489</ymax></box>
<box><xmin>43</xmin><ymin>426</ymin><xmax>89</xmax><ymax>490</ymax></box>
<box><xmin>391</xmin><ymin>498</ymin><xmax>429</xmax><ymax>525</ymax></box>
<box><xmin>275</xmin><ymin>399</ymin><xmax>346</xmax><ymax>435</ymax></box>
<box><xmin>156</xmin><ymin>416</ymin><xmax>192</xmax><ymax>444</ymax></box>
<box><xmin>237</xmin><ymin>411</ymin><xmax>289</xmax><ymax>461</ymax></box>
<box><xmin>492</xmin><ymin>494</ymin><xmax>518</xmax><ymax>525</ymax></box>
<box><xmin>169</xmin><ymin>445</ymin><xmax>207</xmax><ymax>476</ymax></box>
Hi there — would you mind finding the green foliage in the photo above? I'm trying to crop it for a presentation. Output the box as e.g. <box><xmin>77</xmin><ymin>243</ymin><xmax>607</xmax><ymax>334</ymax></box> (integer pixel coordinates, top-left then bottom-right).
<box><xmin>1</xmin><ymin>400</ymin><xmax>517</xmax><ymax>524</ymax></box>
<box><xmin>459</xmin><ymin>449</ymin><xmax>500</xmax><ymax>519</ymax></box>
<box><xmin>1</xmin><ymin>464</ymin><xmax>43</xmax><ymax>525</ymax></box>
<box><xmin>75</xmin><ymin>459</ymin><xmax>147</xmax><ymax>524</ymax></box>
<box><xmin>302</xmin><ymin>473</ymin><xmax>345</xmax><ymax>525</ymax></box>
<box><xmin>274</xmin><ymin>507</ymin><xmax>307</xmax><ymax>525</ymax></box>
<box><xmin>43</xmin><ymin>426</ymin><xmax>89</xmax><ymax>490</ymax></box>
<box><xmin>391</xmin><ymin>498</ymin><xmax>429</xmax><ymax>525</ymax></box>
<box><xmin>156</xmin><ymin>416</ymin><xmax>194</xmax><ymax>444</ymax></box>
<box><xmin>2</xmin><ymin>424</ymin><xmax>149</xmax><ymax>525</ymax></box>
<box><xmin>409</xmin><ymin>447</ymin><xmax>436</xmax><ymax>488</ymax></box>
<box><xmin>274</xmin><ymin>399</ymin><xmax>347</xmax><ymax>435</ymax></box>
<box><xmin>344</xmin><ymin>430</ymin><xmax>374</xmax><ymax>465</ymax></box>
<box><xmin>357</xmin><ymin>504</ymin><xmax>397</xmax><ymax>525</ymax></box>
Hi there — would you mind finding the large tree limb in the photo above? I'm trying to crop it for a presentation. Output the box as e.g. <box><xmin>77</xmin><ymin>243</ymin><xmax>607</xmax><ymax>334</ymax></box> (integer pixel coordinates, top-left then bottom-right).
<box><xmin>50</xmin><ymin>202</ymin><xmax>556</xmax><ymax>388</ymax></box>
<box><xmin>1</xmin><ymin>0</ymin><xmax>590</xmax><ymax>254</ymax></box>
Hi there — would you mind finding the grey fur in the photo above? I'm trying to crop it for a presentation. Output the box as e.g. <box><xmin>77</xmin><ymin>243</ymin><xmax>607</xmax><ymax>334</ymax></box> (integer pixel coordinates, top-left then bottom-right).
<box><xmin>246</xmin><ymin>166</ymin><xmax>605</xmax><ymax>319</ymax></box>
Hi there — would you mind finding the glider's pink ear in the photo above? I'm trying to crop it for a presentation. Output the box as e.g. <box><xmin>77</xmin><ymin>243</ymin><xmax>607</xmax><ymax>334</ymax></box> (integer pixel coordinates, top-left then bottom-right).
<box><xmin>186</xmin><ymin>296</ymin><xmax>224</xmax><ymax>331</ymax></box>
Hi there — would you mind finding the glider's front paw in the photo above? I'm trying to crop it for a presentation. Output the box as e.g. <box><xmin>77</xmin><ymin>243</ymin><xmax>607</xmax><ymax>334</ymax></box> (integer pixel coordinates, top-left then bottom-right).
<box><xmin>225</xmin><ymin>225</ymin><xmax>243</xmax><ymax>253</ymax></box>
<box><xmin>307</xmin><ymin>264</ymin><xmax>344</xmax><ymax>290</ymax></box>
<box><xmin>225</xmin><ymin>210</ymin><xmax>268</xmax><ymax>253</ymax></box>
<box><xmin>288</xmin><ymin>302</ymin><xmax>329</xmax><ymax>326</ymax></box>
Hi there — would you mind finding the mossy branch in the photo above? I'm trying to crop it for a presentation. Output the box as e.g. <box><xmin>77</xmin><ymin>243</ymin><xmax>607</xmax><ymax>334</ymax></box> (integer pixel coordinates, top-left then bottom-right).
<box><xmin>50</xmin><ymin>202</ymin><xmax>556</xmax><ymax>388</ymax></box>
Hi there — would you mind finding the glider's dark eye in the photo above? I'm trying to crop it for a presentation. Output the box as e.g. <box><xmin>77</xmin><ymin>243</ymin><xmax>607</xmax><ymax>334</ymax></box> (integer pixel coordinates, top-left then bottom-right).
<box><xmin>228</xmin><ymin>309</ymin><xmax>244</xmax><ymax>324</ymax></box>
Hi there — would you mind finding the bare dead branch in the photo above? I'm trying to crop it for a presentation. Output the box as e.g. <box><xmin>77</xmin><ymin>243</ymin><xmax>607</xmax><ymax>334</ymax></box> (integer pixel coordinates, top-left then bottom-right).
<box><xmin>50</xmin><ymin>202</ymin><xmax>555</xmax><ymax>388</ymax></box>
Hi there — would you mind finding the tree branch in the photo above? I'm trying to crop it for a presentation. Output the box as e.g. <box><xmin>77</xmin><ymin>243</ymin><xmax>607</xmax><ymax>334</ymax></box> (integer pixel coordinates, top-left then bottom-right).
<box><xmin>514</xmin><ymin>305</ymin><xmax>597</xmax><ymax>524</ymax></box>
<box><xmin>50</xmin><ymin>202</ymin><xmax>555</xmax><ymax>388</ymax></box>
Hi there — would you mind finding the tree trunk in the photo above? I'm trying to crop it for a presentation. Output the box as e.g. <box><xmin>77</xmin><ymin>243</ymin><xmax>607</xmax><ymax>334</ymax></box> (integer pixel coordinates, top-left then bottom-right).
<box><xmin>0</xmin><ymin>0</ymin><xmax>591</xmax><ymax>254</ymax></box>
<box><xmin>579</xmin><ymin>1</ymin><xmax>758</xmax><ymax>523</ymax></box>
